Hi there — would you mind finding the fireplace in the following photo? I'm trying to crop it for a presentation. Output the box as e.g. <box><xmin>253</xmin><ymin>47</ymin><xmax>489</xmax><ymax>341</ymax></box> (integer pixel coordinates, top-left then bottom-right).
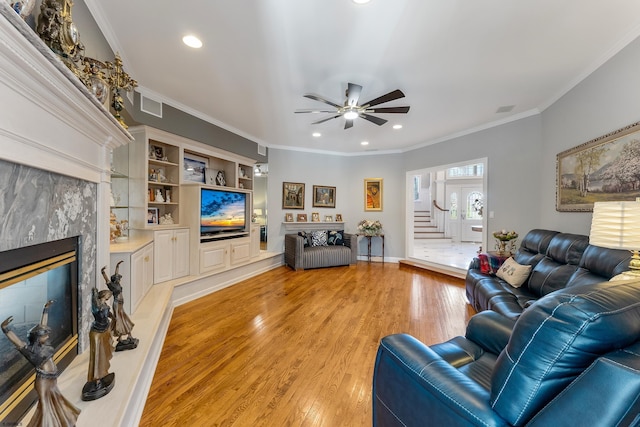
<box><xmin>0</xmin><ymin>237</ymin><xmax>79</xmax><ymax>423</ymax></box>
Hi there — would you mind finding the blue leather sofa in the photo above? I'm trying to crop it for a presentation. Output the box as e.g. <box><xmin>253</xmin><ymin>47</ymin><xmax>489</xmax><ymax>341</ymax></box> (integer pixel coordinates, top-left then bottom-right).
<box><xmin>372</xmin><ymin>279</ymin><xmax>640</xmax><ymax>426</ymax></box>
<box><xmin>465</xmin><ymin>229</ymin><xmax>631</xmax><ymax>319</ymax></box>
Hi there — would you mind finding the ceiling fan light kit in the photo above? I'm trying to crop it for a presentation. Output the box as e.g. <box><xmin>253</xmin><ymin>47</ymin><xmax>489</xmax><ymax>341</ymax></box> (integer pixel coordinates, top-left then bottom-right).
<box><xmin>295</xmin><ymin>82</ymin><xmax>410</xmax><ymax>129</ymax></box>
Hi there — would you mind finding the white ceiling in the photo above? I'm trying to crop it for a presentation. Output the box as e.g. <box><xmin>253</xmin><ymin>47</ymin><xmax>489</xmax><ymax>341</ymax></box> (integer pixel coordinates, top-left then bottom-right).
<box><xmin>85</xmin><ymin>1</ymin><xmax>640</xmax><ymax>154</ymax></box>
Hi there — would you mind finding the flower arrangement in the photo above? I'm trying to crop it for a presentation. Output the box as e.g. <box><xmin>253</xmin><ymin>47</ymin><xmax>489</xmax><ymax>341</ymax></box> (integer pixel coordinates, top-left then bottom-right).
<box><xmin>492</xmin><ymin>229</ymin><xmax>518</xmax><ymax>241</ymax></box>
<box><xmin>493</xmin><ymin>229</ymin><xmax>518</xmax><ymax>254</ymax></box>
<box><xmin>358</xmin><ymin>219</ymin><xmax>383</xmax><ymax>236</ymax></box>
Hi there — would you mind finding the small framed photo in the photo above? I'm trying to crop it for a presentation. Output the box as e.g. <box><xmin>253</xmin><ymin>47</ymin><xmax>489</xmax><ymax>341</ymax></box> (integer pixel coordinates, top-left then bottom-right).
<box><xmin>285</xmin><ymin>213</ymin><xmax>294</xmax><ymax>222</ymax></box>
<box><xmin>312</xmin><ymin>185</ymin><xmax>336</xmax><ymax>208</ymax></box>
<box><xmin>324</xmin><ymin>215</ymin><xmax>333</xmax><ymax>222</ymax></box>
<box><xmin>150</xmin><ymin>145</ymin><xmax>164</xmax><ymax>160</ymax></box>
<box><xmin>147</xmin><ymin>207</ymin><xmax>159</xmax><ymax>225</ymax></box>
<box><xmin>282</xmin><ymin>182</ymin><xmax>305</xmax><ymax>209</ymax></box>
<box><xmin>184</xmin><ymin>153</ymin><xmax>208</xmax><ymax>183</ymax></box>
<box><xmin>364</xmin><ymin>178</ymin><xmax>383</xmax><ymax>211</ymax></box>
<box><xmin>216</xmin><ymin>170</ymin><xmax>226</xmax><ymax>186</ymax></box>
<box><xmin>335</xmin><ymin>214</ymin><xmax>343</xmax><ymax>222</ymax></box>
<box><xmin>297</xmin><ymin>214</ymin><xmax>307</xmax><ymax>222</ymax></box>
<box><xmin>311</xmin><ymin>212</ymin><xmax>320</xmax><ymax>222</ymax></box>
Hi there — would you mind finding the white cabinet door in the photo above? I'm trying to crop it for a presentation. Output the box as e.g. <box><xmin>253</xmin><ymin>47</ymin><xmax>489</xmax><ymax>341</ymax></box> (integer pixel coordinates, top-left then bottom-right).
<box><xmin>154</xmin><ymin>229</ymin><xmax>174</xmax><ymax>283</ymax></box>
<box><xmin>199</xmin><ymin>242</ymin><xmax>229</xmax><ymax>274</ymax></box>
<box><xmin>142</xmin><ymin>243</ymin><xmax>154</xmax><ymax>296</ymax></box>
<box><xmin>231</xmin><ymin>241</ymin><xmax>251</xmax><ymax>265</ymax></box>
<box><xmin>130</xmin><ymin>248</ymin><xmax>146</xmax><ymax>313</ymax></box>
<box><xmin>173</xmin><ymin>228</ymin><xmax>190</xmax><ymax>279</ymax></box>
<box><xmin>251</xmin><ymin>225</ymin><xmax>260</xmax><ymax>258</ymax></box>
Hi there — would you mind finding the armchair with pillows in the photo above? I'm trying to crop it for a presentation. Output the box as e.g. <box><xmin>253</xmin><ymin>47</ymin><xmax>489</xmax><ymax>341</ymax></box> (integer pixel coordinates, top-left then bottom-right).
<box><xmin>284</xmin><ymin>230</ymin><xmax>357</xmax><ymax>270</ymax></box>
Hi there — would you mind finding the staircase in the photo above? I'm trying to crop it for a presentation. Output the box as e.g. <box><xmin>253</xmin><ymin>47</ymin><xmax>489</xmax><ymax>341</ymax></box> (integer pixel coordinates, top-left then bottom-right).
<box><xmin>413</xmin><ymin>210</ymin><xmax>446</xmax><ymax>239</ymax></box>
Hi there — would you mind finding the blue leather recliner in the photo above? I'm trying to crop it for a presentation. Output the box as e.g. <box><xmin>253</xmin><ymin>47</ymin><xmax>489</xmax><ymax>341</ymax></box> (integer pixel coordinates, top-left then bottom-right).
<box><xmin>373</xmin><ymin>279</ymin><xmax>640</xmax><ymax>426</ymax></box>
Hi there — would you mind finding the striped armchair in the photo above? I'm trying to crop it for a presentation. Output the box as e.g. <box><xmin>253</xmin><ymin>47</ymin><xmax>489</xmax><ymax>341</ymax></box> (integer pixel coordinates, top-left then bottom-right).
<box><xmin>284</xmin><ymin>233</ymin><xmax>357</xmax><ymax>270</ymax></box>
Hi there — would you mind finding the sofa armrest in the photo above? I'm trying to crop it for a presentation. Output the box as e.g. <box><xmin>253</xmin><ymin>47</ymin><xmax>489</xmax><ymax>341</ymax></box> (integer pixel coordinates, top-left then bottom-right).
<box><xmin>468</xmin><ymin>256</ymin><xmax>480</xmax><ymax>270</ymax></box>
<box><xmin>343</xmin><ymin>233</ymin><xmax>357</xmax><ymax>264</ymax></box>
<box><xmin>465</xmin><ymin>311</ymin><xmax>516</xmax><ymax>355</ymax></box>
<box><xmin>373</xmin><ymin>334</ymin><xmax>509</xmax><ymax>427</ymax></box>
<box><xmin>284</xmin><ymin>234</ymin><xmax>304</xmax><ymax>270</ymax></box>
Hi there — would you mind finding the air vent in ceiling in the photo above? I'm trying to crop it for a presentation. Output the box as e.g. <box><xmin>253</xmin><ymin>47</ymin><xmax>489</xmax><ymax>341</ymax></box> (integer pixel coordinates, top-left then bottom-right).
<box><xmin>495</xmin><ymin>105</ymin><xmax>515</xmax><ymax>114</ymax></box>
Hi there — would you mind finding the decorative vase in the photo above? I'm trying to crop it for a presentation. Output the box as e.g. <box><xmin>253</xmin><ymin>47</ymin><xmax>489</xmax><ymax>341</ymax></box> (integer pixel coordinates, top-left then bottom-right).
<box><xmin>497</xmin><ymin>240</ymin><xmax>507</xmax><ymax>255</ymax></box>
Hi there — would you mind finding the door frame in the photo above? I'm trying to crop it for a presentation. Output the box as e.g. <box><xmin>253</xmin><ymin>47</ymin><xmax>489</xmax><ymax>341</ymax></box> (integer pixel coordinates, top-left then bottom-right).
<box><xmin>405</xmin><ymin>157</ymin><xmax>488</xmax><ymax>259</ymax></box>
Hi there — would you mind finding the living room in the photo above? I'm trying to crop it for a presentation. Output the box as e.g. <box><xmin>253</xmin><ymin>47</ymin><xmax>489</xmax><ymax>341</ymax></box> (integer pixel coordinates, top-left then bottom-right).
<box><xmin>2</xmin><ymin>1</ymin><xmax>640</xmax><ymax>426</ymax></box>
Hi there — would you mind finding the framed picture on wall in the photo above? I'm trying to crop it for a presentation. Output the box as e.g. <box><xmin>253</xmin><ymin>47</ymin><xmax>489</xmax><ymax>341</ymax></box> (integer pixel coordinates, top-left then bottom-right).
<box><xmin>556</xmin><ymin>121</ymin><xmax>640</xmax><ymax>212</ymax></box>
<box><xmin>282</xmin><ymin>182</ymin><xmax>305</xmax><ymax>209</ymax></box>
<box><xmin>312</xmin><ymin>185</ymin><xmax>336</xmax><ymax>208</ymax></box>
<box><xmin>364</xmin><ymin>178</ymin><xmax>383</xmax><ymax>211</ymax></box>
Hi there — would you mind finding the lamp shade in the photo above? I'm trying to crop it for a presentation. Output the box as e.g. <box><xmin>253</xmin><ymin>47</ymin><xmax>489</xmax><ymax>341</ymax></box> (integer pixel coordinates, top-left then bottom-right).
<box><xmin>589</xmin><ymin>201</ymin><xmax>640</xmax><ymax>250</ymax></box>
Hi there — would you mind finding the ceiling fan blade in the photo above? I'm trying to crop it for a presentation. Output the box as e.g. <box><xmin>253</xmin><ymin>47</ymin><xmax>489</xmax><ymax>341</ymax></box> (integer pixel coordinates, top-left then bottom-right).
<box><xmin>312</xmin><ymin>114</ymin><xmax>341</xmax><ymax>125</ymax></box>
<box><xmin>346</xmin><ymin>83</ymin><xmax>362</xmax><ymax>107</ymax></box>
<box><xmin>365</xmin><ymin>106</ymin><xmax>410</xmax><ymax>114</ymax></box>
<box><xmin>304</xmin><ymin>94</ymin><xmax>342</xmax><ymax>109</ymax></box>
<box><xmin>360</xmin><ymin>113</ymin><xmax>387</xmax><ymax>126</ymax></box>
<box><xmin>362</xmin><ymin>89</ymin><xmax>405</xmax><ymax>108</ymax></box>
<box><xmin>344</xmin><ymin>119</ymin><xmax>354</xmax><ymax>129</ymax></box>
<box><xmin>295</xmin><ymin>109</ymin><xmax>337</xmax><ymax>114</ymax></box>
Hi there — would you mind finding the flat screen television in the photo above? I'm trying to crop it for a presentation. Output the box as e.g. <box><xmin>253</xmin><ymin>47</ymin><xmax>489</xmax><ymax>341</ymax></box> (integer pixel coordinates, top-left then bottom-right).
<box><xmin>200</xmin><ymin>187</ymin><xmax>248</xmax><ymax>240</ymax></box>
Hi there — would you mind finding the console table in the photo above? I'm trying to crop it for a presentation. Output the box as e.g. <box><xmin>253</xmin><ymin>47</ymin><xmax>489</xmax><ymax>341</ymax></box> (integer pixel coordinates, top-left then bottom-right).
<box><xmin>357</xmin><ymin>234</ymin><xmax>385</xmax><ymax>263</ymax></box>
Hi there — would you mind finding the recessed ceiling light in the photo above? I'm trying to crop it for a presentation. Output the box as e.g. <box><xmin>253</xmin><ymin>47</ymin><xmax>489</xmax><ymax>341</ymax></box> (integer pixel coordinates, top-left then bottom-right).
<box><xmin>352</xmin><ymin>0</ymin><xmax>371</xmax><ymax>4</ymax></box>
<box><xmin>312</xmin><ymin>132</ymin><xmax>322</xmax><ymax>137</ymax></box>
<box><xmin>393</xmin><ymin>124</ymin><xmax>403</xmax><ymax>130</ymax></box>
<box><xmin>182</xmin><ymin>35</ymin><xmax>202</xmax><ymax>48</ymax></box>
<box><xmin>360</xmin><ymin>141</ymin><xmax>369</xmax><ymax>146</ymax></box>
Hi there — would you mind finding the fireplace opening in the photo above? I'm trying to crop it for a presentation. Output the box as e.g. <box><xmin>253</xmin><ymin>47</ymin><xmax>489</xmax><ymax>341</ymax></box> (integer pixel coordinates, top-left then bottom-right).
<box><xmin>0</xmin><ymin>237</ymin><xmax>79</xmax><ymax>423</ymax></box>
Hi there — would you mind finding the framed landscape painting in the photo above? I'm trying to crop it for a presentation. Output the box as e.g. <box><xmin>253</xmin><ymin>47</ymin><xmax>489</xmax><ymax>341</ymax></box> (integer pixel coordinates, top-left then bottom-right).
<box><xmin>556</xmin><ymin>121</ymin><xmax>640</xmax><ymax>211</ymax></box>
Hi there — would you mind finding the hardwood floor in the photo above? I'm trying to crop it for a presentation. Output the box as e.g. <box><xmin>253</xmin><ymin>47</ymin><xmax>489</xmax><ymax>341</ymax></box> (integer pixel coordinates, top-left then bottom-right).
<box><xmin>139</xmin><ymin>262</ymin><xmax>474</xmax><ymax>426</ymax></box>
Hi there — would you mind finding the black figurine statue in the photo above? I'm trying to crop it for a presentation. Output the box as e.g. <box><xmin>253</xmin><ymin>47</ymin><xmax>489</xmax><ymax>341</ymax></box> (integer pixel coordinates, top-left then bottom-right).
<box><xmin>2</xmin><ymin>300</ymin><xmax>81</xmax><ymax>426</ymax></box>
<box><xmin>102</xmin><ymin>262</ymin><xmax>138</xmax><ymax>351</ymax></box>
<box><xmin>82</xmin><ymin>288</ymin><xmax>115</xmax><ymax>401</ymax></box>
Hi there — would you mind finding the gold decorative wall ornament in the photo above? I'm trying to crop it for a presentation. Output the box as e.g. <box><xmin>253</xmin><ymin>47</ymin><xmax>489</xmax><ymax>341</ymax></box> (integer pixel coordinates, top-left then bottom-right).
<box><xmin>105</xmin><ymin>54</ymin><xmax>138</xmax><ymax>129</ymax></box>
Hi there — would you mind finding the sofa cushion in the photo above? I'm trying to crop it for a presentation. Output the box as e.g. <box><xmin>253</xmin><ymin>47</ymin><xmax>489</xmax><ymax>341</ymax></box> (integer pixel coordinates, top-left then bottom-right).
<box><xmin>311</xmin><ymin>230</ymin><xmax>328</xmax><ymax>246</ymax></box>
<box><xmin>490</xmin><ymin>279</ymin><xmax>640</xmax><ymax>425</ymax></box>
<box><xmin>298</xmin><ymin>231</ymin><xmax>311</xmax><ymax>247</ymax></box>
<box><xmin>526</xmin><ymin>233</ymin><xmax>589</xmax><ymax>297</ymax></box>
<box><xmin>565</xmin><ymin>245</ymin><xmax>631</xmax><ymax>287</ymax></box>
<box><xmin>496</xmin><ymin>258</ymin><xmax>531</xmax><ymax>288</ymax></box>
<box><xmin>327</xmin><ymin>230</ymin><xmax>345</xmax><ymax>246</ymax></box>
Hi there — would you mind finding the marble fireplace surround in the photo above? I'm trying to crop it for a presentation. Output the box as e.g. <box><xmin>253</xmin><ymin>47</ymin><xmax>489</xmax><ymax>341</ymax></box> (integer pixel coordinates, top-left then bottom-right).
<box><xmin>0</xmin><ymin>5</ymin><xmax>167</xmax><ymax>426</ymax></box>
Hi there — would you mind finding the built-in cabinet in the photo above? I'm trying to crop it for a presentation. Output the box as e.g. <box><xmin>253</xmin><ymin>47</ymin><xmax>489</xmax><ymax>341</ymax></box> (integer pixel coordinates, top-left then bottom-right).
<box><xmin>153</xmin><ymin>228</ymin><xmax>189</xmax><ymax>283</ymax></box>
<box><xmin>111</xmin><ymin>125</ymin><xmax>261</xmax><ymax>285</ymax></box>
<box><xmin>110</xmin><ymin>240</ymin><xmax>154</xmax><ymax>315</ymax></box>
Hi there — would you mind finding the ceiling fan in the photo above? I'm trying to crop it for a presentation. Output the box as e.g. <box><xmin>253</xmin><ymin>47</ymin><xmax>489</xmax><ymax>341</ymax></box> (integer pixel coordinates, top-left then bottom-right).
<box><xmin>295</xmin><ymin>82</ymin><xmax>410</xmax><ymax>129</ymax></box>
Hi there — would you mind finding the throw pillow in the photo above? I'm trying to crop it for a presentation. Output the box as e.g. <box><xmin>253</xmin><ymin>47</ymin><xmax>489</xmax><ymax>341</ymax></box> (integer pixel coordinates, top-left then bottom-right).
<box><xmin>496</xmin><ymin>257</ymin><xmax>531</xmax><ymax>288</ymax></box>
<box><xmin>298</xmin><ymin>231</ymin><xmax>310</xmax><ymax>247</ymax></box>
<box><xmin>327</xmin><ymin>230</ymin><xmax>345</xmax><ymax>246</ymax></box>
<box><xmin>311</xmin><ymin>230</ymin><xmax>328</xmax><ymax>247</ymax></box>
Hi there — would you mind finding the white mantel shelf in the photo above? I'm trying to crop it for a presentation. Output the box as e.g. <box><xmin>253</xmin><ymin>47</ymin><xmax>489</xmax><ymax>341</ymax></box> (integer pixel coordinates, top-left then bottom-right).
<box><xmin>282</xmin><ymin>221</ymin><xmax>346</xmax><ymax>232</ymax></box>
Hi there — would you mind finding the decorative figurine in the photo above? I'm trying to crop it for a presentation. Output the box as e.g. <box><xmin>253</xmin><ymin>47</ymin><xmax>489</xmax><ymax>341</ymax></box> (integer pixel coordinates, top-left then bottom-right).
<box><xmin>82</xmin><ymin>288</ymin><xmax>115</xmax><ymax>401</ymax></box>
<box><xmin>102</xmin><ymin>263</ymin><xmax>138</xmax><ymax>351</ymax></box>
<box><xmin>155</xmin><ymin>189</ymin><xmax>165</xmax><ymax>203</ymax></box>
<box><xmin>2</xmin><ymin>300</ymin><xmax>81</xmax><ymax>426</ymax></box>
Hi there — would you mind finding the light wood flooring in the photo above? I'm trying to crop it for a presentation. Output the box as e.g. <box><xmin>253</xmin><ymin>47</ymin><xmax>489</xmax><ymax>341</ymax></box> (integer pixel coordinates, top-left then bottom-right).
<box><xmin>139</xmin><ymin>262</ymin><xmax>474</xmax><ymax>426</ymax></box>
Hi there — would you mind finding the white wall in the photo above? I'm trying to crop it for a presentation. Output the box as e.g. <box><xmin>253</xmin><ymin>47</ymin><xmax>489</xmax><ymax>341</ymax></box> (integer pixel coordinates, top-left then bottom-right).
<box><xmin>267</xmin><ymin>150</ymin><xmax>403</xmax><ymax>259</ymax></box>
<box><xmin>539</xmin><ymin>36</ymin><xmax>640</xmax><ymax>233</ymax></box>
